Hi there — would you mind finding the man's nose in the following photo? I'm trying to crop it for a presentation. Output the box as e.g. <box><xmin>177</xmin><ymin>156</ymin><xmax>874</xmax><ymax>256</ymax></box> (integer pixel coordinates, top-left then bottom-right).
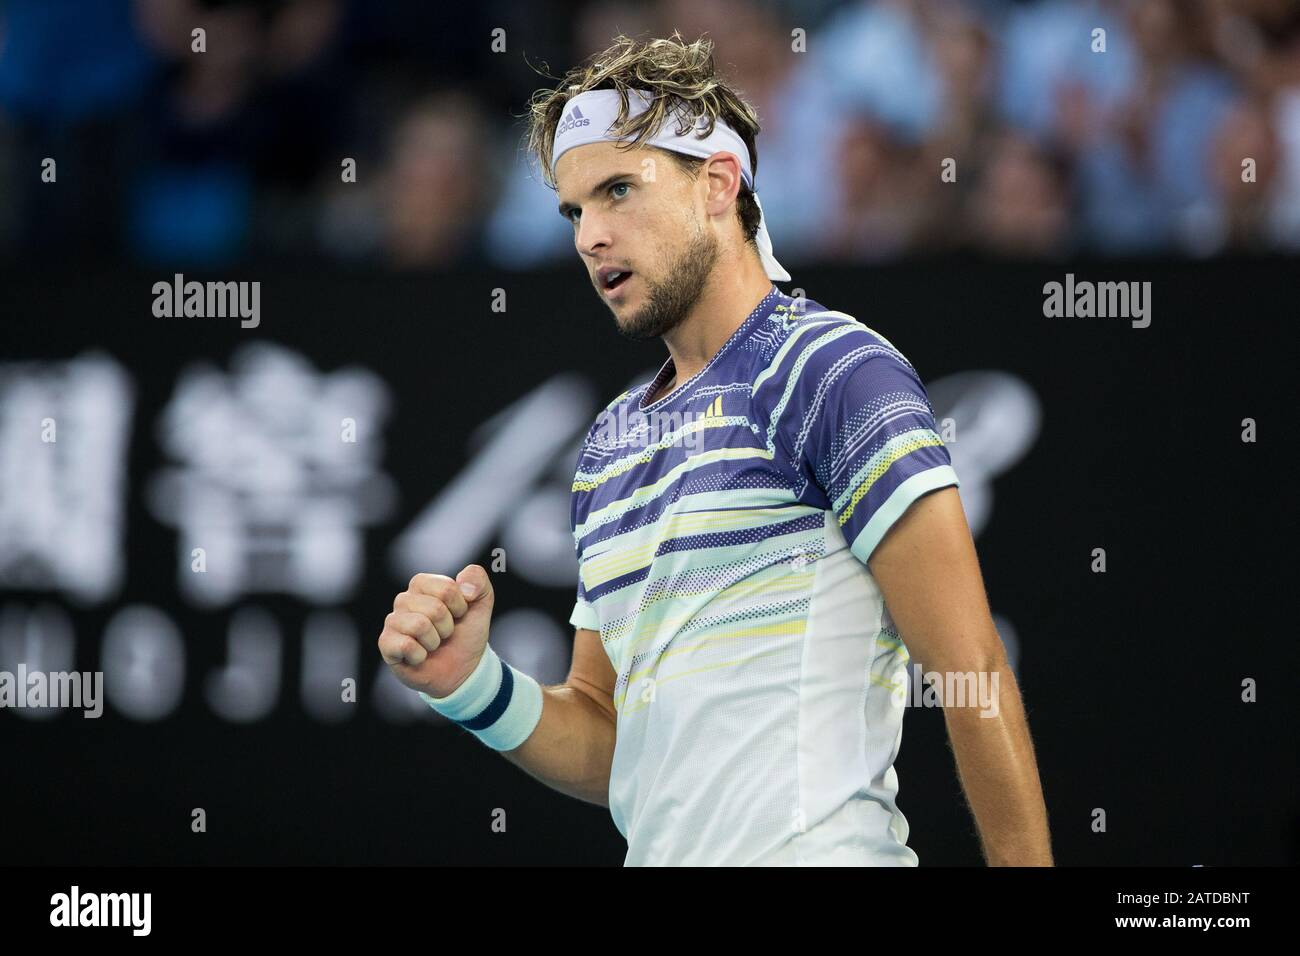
<box><xmin>576</xmin><ymin>211</ymin><xmax>610</xmax><ymax>257</ymax></box>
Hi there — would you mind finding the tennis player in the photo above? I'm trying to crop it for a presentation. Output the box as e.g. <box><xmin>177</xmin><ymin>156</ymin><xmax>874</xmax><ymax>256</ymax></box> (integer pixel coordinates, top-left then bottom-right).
<box><xmin>378</xmin><ymin>34</ymin><xmax>1053</xmax><ymax>866</ymax></box>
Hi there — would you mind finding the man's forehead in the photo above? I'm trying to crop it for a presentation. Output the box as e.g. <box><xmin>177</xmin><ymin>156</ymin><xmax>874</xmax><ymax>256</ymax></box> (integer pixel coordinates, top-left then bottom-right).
<box><xmin>554</xmin><ymin>141</ymin><xmax>653</xmax><ymax>195</ymax></box>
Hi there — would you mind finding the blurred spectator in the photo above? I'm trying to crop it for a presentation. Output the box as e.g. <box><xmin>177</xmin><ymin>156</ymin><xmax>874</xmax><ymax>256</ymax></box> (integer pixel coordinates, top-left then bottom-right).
<box><xmin>319</xmin><ymin>91</ymin><xmax>491</xmax><ymax>269</ymax></box>
<box><xmin>1067</xmin><ymin>1</ymin><xmax>1239</xmax><ymax>251</ymax></box>
<box><xmin>998</xmin><ymin>0</ymin><xmax>1138</xmax><ymax>143</ymax></box>
<box><xmin>968</xmin><ymin>130</ymin><xmax>1073</xmax><ymax>256</ymax></box>
<box><xmin>912</xmin><ymin>0</ymin><xmax>1001</xmax><ymax>255</ymax></box>
<box><xmin>818</xmin><ymin>0</ymin><xmax>943</xmax><ymax>141</ymax></box>
<box><xmin>1271</xmin><ymin>83</ymin><xmax>1300</xmax><ymax>245</ymax></box>
<box><xmin>1207</xmin><ymin>96</ymin><xmax>1284</xmax><ymax>251</ymax></box>
<box><xmin>819</xmin><ymin>115</ymin><xmax>924</xmax><ymax>261</ymax></box>
<box><xmin>126</xmin><ymin>0</ymin><xmax>346</xmax><ymax>265</ymax></box>
<box><xmin>1205</xmin><ymin>0</ymin><xmax>1300</xmax><ymax>247</ymax></box>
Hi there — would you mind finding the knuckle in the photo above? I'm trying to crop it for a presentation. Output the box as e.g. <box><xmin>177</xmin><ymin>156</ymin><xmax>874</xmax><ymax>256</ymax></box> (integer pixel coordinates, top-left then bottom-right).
<box><xmin>409</xmin><ymin>572</ymin><xmax>452</xmax><ymax>595</ymax></box>
<box><xmin>428</xmin><ymin>579</ymin><xmax>455</xmax><ymax>603</ymax></box>
<box><xmin>377</xmin><ymin>635</ymin><xmax>403</xmax><ymax>663</ymax></box>
<box><xmin>387</xmin><ymin>611</ymin><xmax>424</xmax><ymax>636</ymax></box>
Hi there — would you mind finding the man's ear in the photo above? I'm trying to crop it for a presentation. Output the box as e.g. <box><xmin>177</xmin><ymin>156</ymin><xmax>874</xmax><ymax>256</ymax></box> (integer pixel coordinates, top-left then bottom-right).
<box><xmin>702</xmin><ymin>151</ymin><xmax>744</xmax><ymax>219</ymax></box>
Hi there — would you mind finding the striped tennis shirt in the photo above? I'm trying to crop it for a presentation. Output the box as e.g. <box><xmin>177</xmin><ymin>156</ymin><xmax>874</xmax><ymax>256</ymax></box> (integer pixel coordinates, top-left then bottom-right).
<box><xmin>568</xmin><ymin>285</ymin><xmax>960</xmax><ymax>865</ymax></box>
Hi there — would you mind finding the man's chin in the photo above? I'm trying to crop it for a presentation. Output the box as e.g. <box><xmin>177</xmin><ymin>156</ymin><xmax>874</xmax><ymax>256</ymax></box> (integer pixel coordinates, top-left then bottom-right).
<box><xmin>612</xmin><ymin>305</ymin><xmax>663</xmax><ymax>341</ymax></box>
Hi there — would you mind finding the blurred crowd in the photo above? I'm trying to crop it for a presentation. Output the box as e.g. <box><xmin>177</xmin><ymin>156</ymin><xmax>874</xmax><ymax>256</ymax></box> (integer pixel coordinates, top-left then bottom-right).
<box><xmin>2</xmin><ymin>0</ymin><xmax>1299</xmax><ymax>269</ymax></box>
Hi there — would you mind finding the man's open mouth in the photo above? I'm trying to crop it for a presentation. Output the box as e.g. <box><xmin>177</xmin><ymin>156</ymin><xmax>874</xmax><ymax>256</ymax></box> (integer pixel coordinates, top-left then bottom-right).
<box><xmin>599</xmin><ymin>268</ymin><xmax>632</xmax><ymax>292</ymax></box>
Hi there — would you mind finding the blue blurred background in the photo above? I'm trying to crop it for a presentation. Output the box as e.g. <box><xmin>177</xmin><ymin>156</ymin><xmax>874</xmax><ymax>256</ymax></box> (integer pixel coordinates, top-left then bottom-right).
<box><xmin>2</xmin><ymin>0</ymin><xmax>1299</xmax><ymax>270</ymax></box>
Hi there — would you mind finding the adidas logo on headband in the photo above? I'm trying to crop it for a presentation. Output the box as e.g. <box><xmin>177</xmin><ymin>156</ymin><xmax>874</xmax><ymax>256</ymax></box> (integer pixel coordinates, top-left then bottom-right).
<box><xmin>556</xmin><ymin>104</ymin><xmax>590</xmax><ymax>136</ymax></box>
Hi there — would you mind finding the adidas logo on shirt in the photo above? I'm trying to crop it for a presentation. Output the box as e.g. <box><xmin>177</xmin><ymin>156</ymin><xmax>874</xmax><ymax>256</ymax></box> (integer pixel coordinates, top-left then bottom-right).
<box><xmin>557</xmin><ymin>104</ymin><xmax>590</xmax><ymax>135</ymax></box>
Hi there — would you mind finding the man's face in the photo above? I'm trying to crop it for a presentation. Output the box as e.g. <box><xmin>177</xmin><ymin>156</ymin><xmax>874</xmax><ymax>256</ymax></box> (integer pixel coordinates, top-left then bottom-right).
<box><xmin>555</xmin><ymin>142</ymin><xmax>718</xmax><ymax>340</ymax></box>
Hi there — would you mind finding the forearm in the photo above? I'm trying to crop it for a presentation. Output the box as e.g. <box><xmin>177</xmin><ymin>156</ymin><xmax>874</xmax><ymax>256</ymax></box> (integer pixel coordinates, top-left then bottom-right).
<box><xmin>941</xmin><ymin>653</ymin><xmax>1053</xmax><ymax>866</ymax></box>
<box><xmin>500</xmin><ymin>682</ymin><xmax>617</xmax><ymax>807</ymax></box>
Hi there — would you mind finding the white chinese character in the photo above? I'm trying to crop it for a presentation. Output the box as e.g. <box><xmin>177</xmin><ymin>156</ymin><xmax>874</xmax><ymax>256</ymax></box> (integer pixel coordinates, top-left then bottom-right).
<box><xmin>0</xmin><ymin>353</ymin><xmax>133</xmax><ymax>603</ymax></box>
<box><xmin>148</xmin><ymin>343</ymin><xmax>396</xmax><ymax>606</ymax></box>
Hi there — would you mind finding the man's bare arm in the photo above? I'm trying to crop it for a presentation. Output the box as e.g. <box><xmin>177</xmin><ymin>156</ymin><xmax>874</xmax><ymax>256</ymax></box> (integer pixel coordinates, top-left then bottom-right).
<box><xmin>868</xmin><ymin>486</ymin><xmax>1054</xmax><ymax>866</ymax></box>
<box><xmin>499</xmin><ymin>627</ymin><xmax>617</xmax><ymax>807</ymax></box>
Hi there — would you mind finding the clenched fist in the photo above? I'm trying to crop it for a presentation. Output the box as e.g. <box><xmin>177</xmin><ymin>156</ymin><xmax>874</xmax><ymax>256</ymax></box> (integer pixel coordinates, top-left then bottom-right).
<box><xmin>377</xmin><ymin>565</ymin><xmax>495</xmax><ymax>698</ymax></box>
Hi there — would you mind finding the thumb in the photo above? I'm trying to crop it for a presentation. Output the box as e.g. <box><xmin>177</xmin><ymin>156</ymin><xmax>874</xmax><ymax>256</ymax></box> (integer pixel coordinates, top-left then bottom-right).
<box><xmin>455</xmin><ymin>564</ymin><xmax>494</xmax><ymax>608</ymax></box>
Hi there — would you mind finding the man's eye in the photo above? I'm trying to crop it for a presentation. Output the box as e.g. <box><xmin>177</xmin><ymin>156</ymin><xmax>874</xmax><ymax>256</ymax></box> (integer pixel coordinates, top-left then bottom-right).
<box><xmin>611</xmin><ymin>183</ymin><xmax>631</xmax><ymax>200</ymax></box>
<box><xmin>567</xmin><ymin>208</ymin><xmax>581</xmax><ymax>224</ymax></box>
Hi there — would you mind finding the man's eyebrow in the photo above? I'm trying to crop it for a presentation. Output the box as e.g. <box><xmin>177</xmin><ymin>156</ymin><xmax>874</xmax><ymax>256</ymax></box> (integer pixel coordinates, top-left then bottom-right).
<box><xmin>557</xmin><ymin>172</ymin><xmax>636</xmax><ymax>218</ymax></box>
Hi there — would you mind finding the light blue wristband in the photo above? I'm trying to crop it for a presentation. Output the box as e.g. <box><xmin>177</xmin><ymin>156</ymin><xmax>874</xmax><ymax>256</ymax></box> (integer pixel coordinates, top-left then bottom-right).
<box><xmin>418</xmin><ymin>645</ymin><xmax>543</xmax><ymax>751</ymax></box>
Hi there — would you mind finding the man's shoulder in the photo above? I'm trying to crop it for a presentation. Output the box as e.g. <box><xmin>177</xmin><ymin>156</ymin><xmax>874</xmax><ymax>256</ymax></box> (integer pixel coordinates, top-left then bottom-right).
<box><xmin>755</xmin><ymin>296</ymin><xmax>913</xmax><ymax>393</ymax></box>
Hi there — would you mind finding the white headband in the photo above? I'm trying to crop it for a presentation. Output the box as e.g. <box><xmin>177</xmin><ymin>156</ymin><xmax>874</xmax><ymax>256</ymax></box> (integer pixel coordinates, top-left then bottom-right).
<box><xmin>552</xmin><ymin>88</ymin><xmax>791</xmax><ymax>282</ymax></box>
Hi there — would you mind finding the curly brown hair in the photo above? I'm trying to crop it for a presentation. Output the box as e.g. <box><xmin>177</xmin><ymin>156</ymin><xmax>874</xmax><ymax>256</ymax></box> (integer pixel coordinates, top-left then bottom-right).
<box><xmin>526</xmin><ymin>33</ymin><xmax>763</xmax><ymax>244</ymax></box>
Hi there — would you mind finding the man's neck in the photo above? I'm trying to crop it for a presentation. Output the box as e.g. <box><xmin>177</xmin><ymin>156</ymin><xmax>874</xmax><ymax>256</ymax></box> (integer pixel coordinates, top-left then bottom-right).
<box><xmin>656</xmin><ymin>250</ymin><xmax>773</xmax><ymax>397</ymax></box>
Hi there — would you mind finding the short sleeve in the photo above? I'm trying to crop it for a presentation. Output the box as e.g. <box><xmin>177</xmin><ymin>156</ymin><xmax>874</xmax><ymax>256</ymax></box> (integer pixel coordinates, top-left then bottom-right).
<box><xmin>569</xmin><ymin>575</ymin><xmax>600</xmax><ymax>631</ymax></box>
<box><xmin>799</xmin><ymin>340</ymin><xmax>959</xmax><ymax>564</ymax></box>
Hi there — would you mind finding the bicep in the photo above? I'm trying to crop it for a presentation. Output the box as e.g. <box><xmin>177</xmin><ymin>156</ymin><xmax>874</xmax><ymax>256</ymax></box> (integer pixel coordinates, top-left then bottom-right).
<box><xmin>866</xmin><ymin>486</ymin><xmax>1003</xmax><ymax>674</ymax></box>
<box><xmin>566</xmin><ymin>627</ymin><xmax>616</xmax><ymax>720</ymax></box>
